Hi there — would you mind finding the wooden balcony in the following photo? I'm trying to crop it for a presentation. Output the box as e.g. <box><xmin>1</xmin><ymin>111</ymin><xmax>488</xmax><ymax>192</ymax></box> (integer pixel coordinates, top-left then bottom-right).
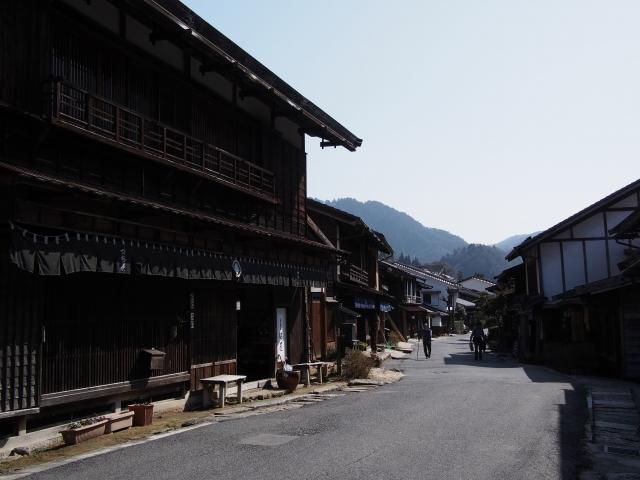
<box><xmin>49</xmin><ymin>81</ymin><xmax>275</xmax><ymax>202</ymax></box>
<box><xmin>344</xmin><ymin>263</ymin><xmax>369</xmax><ymax>287</ymax></box>
<box><xmin>404</xmin><ymin>295</ymin><xmax>421</xmax><ymax>305</ymax></box>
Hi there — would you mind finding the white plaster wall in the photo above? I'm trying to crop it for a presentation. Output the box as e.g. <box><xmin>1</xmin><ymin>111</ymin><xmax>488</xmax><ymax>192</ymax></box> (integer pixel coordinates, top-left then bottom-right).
<box><xmin>424</xmin><ymin>278</ymin><xmax>453</xmax><ymax>311</ymax></box>
<box><xmin>540</xmin><ymin>242</ymin><xmax>563</xmax><ymax>297</ymax></box>
<box><xmin>607</xmin><ymin>210</ymin><xmax>634</xmax><ymax>233</ymax></box>
<box><xmin>608</xmin><ymin>240</ymin><xmax>628</xmax><ymax>275</ymax></box>
<box><xmin>584</xmin><ymin>240</ymin><xmax>608</xmax><ymax>282</ymax></box>
<box><xmin>573</xmin><ymin>214</ymin><xmax>605</xmax><ymax>238</ymax></box>
<box><xmin>562</xmin><ymin>241</ymin><xmax>586</xmax><ymax>290</ymax></box>
<box><xmin>60</xmin><ymin>0</ymin><xmax>119</xmax><ymax>34</ymax></box>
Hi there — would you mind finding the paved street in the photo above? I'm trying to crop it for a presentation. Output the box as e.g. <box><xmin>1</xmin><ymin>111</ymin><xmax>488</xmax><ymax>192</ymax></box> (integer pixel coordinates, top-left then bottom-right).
<box><xmin>22</xmin><ymin>335</ymin><xmax>586</xmax><ymax>480</ymax></box>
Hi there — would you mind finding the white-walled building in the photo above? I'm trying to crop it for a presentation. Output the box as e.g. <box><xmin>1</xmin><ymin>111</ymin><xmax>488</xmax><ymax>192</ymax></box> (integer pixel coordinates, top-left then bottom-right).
<box><xmin>507</xmin><ymin>179</ymin><xmax>640</xmax><ymax>377</ymax></box>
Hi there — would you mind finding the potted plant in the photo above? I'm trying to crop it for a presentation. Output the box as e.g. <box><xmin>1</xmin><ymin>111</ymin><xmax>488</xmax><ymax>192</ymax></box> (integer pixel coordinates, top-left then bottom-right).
<box><xmin>105</xmin><ymin>410</ymin><xmax>135</xmax><ymax>433</ymax></box>
<box><xmin>275</xmin><ymin>368</ymin><xmax>300</xmax><ymax>392</ymax></box>
<box><xmin>60</xmin><ymin>417</ymin><xmax>108</xmax><ymax>445</ymax></box>
<box><xmin>128</xmin><ymin>402</ymin><xmax>154</xmax><ymax>427</ymax></box>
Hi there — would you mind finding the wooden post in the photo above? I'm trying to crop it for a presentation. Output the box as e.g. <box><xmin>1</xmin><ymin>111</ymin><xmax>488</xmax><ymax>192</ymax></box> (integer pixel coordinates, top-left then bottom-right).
<box><xmin>139</xmin><ymin>117</ymin><xmax>144</xmax><ymax>150</ymax></box>
<box><xmin>237</xmin><ymin>379</ymin><xmax>243</xmax><ymax>404</ymax></box>
<box><xmin>183</xmin><ymin>134</ymin><xmax>187</xmax><ymax>162</ymax></box>
<box><xmin>85</xmin><ymin>93</ymin><xmax>91</xmax><ymax>127</ymax></box>
<box><xmin>219</xmin><ymin>384</ymin><xmax>226</xmax><ymax>408</ymax></box>
<box><xmin>15</xmin><ymin>417</ymin><xmax>27</xmax><ymax>437</ymax></box>
<box><xmin>303</xmin><ymin>288</ymin><xmax>312</xmax><ymax>386</ymax></box>
<box><xmin>115</xmin><ymin>108</ymin><xmax>120</xmax><ymax>142</ymax></box>
<box><xmin>336</xmin><ymin>323</ymin><xmax>342</xmax><ymax>376</ymax></box>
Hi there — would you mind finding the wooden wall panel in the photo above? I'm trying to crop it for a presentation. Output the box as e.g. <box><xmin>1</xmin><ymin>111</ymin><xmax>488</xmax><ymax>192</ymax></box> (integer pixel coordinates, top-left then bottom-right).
<box><xmin>190</xmin><ymin>360</ymin><xmax>236</xmax><ymax>392</ymax></box>
<box><xmin>311</xmin><ymin>299</ymin><xmax>323</xmax><ymax>360</ymax></box>
<box><xmin>0</xmin><ymin>237</ymin><xmax>41</xmax><ymax>413</ymax></box>
<box><xmin>0</xmin><ymin>1</ymin><xmax>48</xmax><ymax>114</ymax></box>
<box><xmin>287</xmin><ymin>289</ymin><xmax>304</xmax><ymax>365</ymax></box>
<box><xmin>46</xmin><ymin>9</ymin><xmax>308</xmax><ymax>239</ymax></box>
<box><xmin>191</xmin><ymin>286</ymin><xmax>237</xmax><ymax>366</ymax></box>
<box><xmin>40</xmin><ymin>275</ymin><xmax>190</xmax><ymax>395</ymax></box>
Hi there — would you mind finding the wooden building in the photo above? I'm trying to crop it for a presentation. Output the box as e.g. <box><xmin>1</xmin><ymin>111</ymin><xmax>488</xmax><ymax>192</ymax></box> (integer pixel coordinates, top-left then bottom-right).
<box><xmin>379</xmin><ymin>260</ymin><xmax>431</xmax><ymax>339</ymax></box>
<box><xmin>306</xmin><ymin>200</ymin><xmax>393</xmax><ymax>357</ymax></box>
<box><xmin>506</xmin><ymin>179</ymin><xmax>640</xmax><ymax>377</ymax></box>
<box><xmin>485</xmin><ymin>263</ymin><xmax>528</xmax><ymax>354</ymax></box>
<box><xmin>0</xmin><ymin>0</ymin><xmax>361</xmax><ymax>438</ymax></box>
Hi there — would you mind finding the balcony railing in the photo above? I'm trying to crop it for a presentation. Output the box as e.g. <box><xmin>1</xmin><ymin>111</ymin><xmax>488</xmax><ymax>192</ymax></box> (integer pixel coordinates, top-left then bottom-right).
<box><xmin>404</xmin><ymin>294</ymin><xmax>421</xmax><ymax>305</ymax></box>
<box><xmin>50</xmin><ymin>81</ymin><xmax>275</xmax><ymax>200</ymax></box>
<box><xmin>344</xmin><ymin>263</ymin><xmax>369</xmax><ymax>287</ymax></box>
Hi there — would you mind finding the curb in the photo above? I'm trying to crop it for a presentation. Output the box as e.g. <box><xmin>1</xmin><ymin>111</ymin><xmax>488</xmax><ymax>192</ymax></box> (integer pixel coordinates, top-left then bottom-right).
<box><xmin>0</xmin><ymin>382</ymin><xmax>349</xmax><ymax>479</ymax></box>
<box><xmin>0</xmin><ymin>422</ymin><xmax>213</xmax><ymax>480</ymax></box>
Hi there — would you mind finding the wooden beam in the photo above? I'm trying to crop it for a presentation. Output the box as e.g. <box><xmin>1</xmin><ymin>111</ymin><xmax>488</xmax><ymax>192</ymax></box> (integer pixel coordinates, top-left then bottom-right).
<box><xmin>239</xmin><ymin>87</ymin><xmax>264</xmax><ymax>100</ymax></box>
<box><xmin>40</xmin><ymin>373</ymin><xmax>190</xmax><ymax>407</ymax></box>
<box><xmin>149</xmin><ymin>28</ymin><xmax>191</xmax><ymax>46</ymax></box>
<box><xmin>0</xmin><ymin>407</ymin><xmax>40</xmax><ymax>420</ymax></box>
<box><xmin>199</xmin><ymin>59</ymin><xmax>225</xmax><ymax>75</ymax></box>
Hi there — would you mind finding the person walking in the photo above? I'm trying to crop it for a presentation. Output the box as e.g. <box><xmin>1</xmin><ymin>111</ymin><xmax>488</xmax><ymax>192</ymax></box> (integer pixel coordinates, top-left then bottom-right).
<box><xmin>422</xmin><ymin>322</ymin><xmax>432</xmax><ymax>359</ymax></box>
<box><xmin>470</xmin><ymin>323</ymin><xmax>486</xmax><ymax>361</ymax></box>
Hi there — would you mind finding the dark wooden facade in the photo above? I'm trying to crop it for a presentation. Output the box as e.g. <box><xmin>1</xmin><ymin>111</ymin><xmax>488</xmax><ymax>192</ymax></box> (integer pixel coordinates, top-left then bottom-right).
<box><xmin>0</xmin><ymin>0</ymin><xmax>359</xmax><ymax>434</ymax></box>
<box><xmin>307</xmin><ymin>200</ymin><xmax>393</xmax><ymax>356</ymax></box>
<box><xmin>378</xmin><ymin>261</ymin><xmax>429</xmax><ymax>340</ymax></box>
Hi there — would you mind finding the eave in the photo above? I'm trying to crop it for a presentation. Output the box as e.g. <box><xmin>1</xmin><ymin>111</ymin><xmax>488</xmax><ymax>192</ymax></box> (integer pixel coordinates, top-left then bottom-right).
<box><xmin>123</xmin><ymin>0</ymin><xmax>362</xmax><ymax>151</ymax></box>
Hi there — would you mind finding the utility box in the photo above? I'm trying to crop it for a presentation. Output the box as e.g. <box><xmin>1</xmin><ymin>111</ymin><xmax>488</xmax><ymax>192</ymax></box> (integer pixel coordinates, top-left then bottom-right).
<box><xmin>142</xmin><ymin>349</ymin><xmax>166</xmax><ymax>371</ymax></box>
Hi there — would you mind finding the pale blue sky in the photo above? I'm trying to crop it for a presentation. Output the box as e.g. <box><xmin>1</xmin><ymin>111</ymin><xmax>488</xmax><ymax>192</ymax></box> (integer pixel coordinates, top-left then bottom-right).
<box><xmin>184</xmin><ymin>0</ymin><xmax>640</xmax><ymax>244</ymax></box>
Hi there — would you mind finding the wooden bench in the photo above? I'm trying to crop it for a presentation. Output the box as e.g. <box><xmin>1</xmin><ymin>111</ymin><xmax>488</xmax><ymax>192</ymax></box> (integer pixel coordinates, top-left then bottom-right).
<box><xmin>200</xmin><ymin>375</ymin><xmax>247</xmax><ymax>408</ymax></box>
<box><xmin>291</xmin><ymin>362</ymin><xmax>327</xmax><ymax>385</ymax></box>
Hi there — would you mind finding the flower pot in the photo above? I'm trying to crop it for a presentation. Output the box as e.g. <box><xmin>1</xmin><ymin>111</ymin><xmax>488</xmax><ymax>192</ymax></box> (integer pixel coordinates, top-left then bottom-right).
<box><xmin>61</xmin><ymin>419</ymin><xmax>108</xmax><ymax>445</ymax></box>
<box><xmin>276</xmin><ymin>369</ymin><xmax>300</xmax><ymax>392</ymax></box>
<box><xmin>128</xmin><ymin>404</ymin><xmax>154</xmax><ymax>427</ymax></box>
<box><xmin>105</xmin><ymin>410</ymin><xmax>135</xmax><ymax>433</ymax></box>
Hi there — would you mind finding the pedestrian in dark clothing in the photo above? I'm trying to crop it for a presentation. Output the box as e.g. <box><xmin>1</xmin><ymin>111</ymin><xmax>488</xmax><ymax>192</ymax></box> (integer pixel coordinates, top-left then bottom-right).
<box><xmin>422</xmin><ymin>323</ymin><xmax>432</xmax><ymax>358</ymax></box>
<box><xmin>470</xmin><ymin>323</ymin><xmax>486</xmax><ymax>360</ymax></box>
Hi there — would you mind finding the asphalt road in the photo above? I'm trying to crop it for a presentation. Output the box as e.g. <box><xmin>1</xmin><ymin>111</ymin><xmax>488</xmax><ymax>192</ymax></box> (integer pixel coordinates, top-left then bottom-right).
<box><xmin>22</xmin><ymin>335</ymin><xmax>587</xmax><ymax>480</ymax></box>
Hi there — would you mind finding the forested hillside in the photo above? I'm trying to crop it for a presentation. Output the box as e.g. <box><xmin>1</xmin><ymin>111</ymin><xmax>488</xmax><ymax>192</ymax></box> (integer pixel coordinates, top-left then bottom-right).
<box><xmin>322</xmin><ymin>198</ymin><xmax>531</xmax><ymax>279</ymax></box>
<box><xmin>441</xmin><ymin>244</ymin><xmax>509</xmax><ymax>279</ymax></box>
<box><xmin>325</xmin><ymin>198</ymin><xmax>467</xmax><ymax>262</ymax></box>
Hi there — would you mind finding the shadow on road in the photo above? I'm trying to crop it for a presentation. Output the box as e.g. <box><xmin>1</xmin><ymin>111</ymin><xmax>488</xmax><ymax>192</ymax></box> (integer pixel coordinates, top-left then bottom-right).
<box><xmin>441</xmin><ymin>349</ymin><xmax>587</xmax><ymax>479</ymax></box>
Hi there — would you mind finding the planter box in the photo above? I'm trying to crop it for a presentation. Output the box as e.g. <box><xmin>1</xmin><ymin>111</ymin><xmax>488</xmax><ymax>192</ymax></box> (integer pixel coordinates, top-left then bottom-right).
<box><xmin>61</xmin><ymin>419</ymin><xmax>108</xmax><ymax>445</ymax></box>
<box><xmin>128</xmin><ymin>404</ymin><xmax>154</xmax><ymax>427</ymax></box>
<box><xmin>105</xmin><ymin>410</ymin><xmax>135</xmax><ymax>433</ymax></box>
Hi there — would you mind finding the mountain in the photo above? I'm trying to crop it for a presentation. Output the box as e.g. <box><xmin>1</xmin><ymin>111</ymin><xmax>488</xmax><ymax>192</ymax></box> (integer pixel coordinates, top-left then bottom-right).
<box><xmin>442</xmin><ymin>244</ymin><xmax>509</xmax><ymax>279</ymax></box>
<box><xmin>494</xmin><ymin>232</ymin><xmax>540</xmax><ymax>253</ymax></box>
<box><xmin>324</xmin><ymin>198</ymin><xmax>467</xmax><ymax>262</ymax></box>
<box><xmin>321</xmin><ymin>197</ymin><xmax>532</xmax><ymax>279</ymax></box>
